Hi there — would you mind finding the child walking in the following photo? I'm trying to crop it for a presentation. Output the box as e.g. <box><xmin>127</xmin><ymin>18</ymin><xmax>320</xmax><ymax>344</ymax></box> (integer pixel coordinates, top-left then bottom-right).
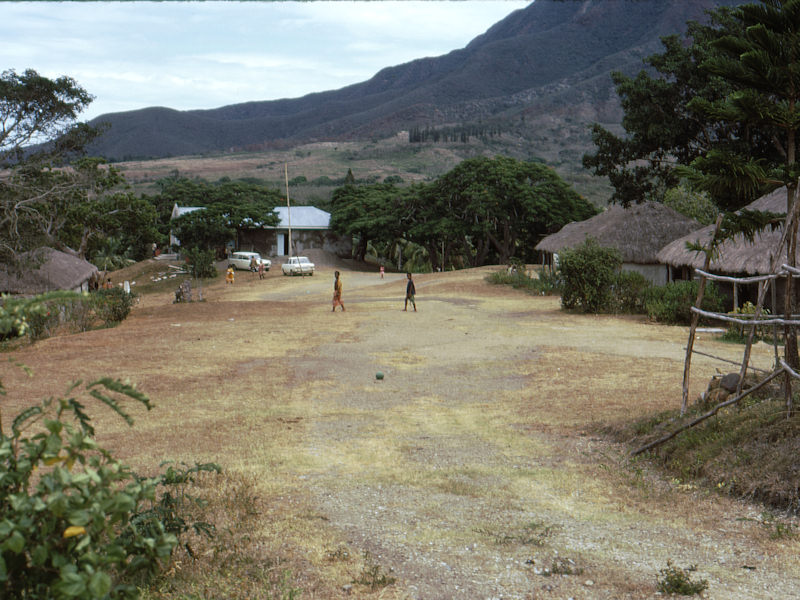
<box><xmin>332</xmin><ymin>271</ymin><xmax>345</xmax><ymax>311</ymax></box>
<box><xmin>404</xmin><ymin>272</ymin><xmax>416</xmax><ymax>312</ymax></box>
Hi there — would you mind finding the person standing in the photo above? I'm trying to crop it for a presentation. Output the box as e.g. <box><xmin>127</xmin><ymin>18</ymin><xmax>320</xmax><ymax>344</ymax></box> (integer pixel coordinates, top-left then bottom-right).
<box><xmin>379</xmin><ymin>265</ymin><xmax>385</xmax><ymax>279</ymax></box>
<box><xmin>332</xmin><ymin>270</ymin><xmax>345</xmax><ymax>312</ymax></box>
<box><xmin>226</xmin><ymin>265</ymin><xmax>235</xmax><ymax>284</ymax></box>
<box><xmin>258</xmin><ymin>260</ymin><xmax>265</xmax><ymax>280</ymax></box>
<box><xmin>404</xmin><ymin>272</ymin><xmax>416</xmax><ymax>312</ymax></box>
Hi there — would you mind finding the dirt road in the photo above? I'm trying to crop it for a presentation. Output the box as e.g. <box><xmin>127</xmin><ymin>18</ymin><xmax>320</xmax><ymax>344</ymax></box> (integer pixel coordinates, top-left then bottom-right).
<box><xmin>5</xmin><ymin>265</ymin><xmax>798</xmax><ymax>599</ymax></box>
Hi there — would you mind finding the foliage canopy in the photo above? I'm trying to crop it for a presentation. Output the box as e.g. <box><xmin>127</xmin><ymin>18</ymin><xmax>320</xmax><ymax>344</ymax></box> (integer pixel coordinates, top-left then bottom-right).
<box><xmin>330</xmin><ymin>156</ymin><xmax>596</xmax><ymax>269</ymax></box>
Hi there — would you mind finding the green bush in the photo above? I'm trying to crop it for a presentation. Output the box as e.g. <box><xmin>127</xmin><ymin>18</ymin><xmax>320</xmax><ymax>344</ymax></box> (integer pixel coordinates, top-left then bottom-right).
<box><xmin>0</xmin><ymin>371</ymin><xmax>220</xmax><ymax>599</ymax></box>
<box><xmin>1</xmin><ymin>289</ymin><xmax>137</xmax><ymax>344</ymax></box>
<box><xmin>656</xmin><ymin>561</ymin><xmax>708</xmax><ymax>595</ymax></box>
<box><xmin>94</xmin><ymin>287</ymin><xmax>137</xmax><ymax>326</ymax></box>
<box><xmin>184</xmin><ymin>248</ymin><xmax>218</xmax><ymax>279</ymax></box>
<box><xmin>611</xmin><ymin>271</ymin><xmax>652</xmax><ymax>314</ymax></box>
<box><xmin>559</xmin><ymin>238</ymin><xmax>622</xmax><ymax>313</ymax></box>
<box><xmin>0</xmin><ymin>377</ymin><xmax>171</xmax><ymax>599</ymax></box>
<box><xmin>721</xmin><ymin>301</ymin><xmax>772</xmax><ymax>343</ymax></box>
<box><xmin>644</xmin><ymin>280</ymin><xmax>724</xmax><ymax>325</ymax></box>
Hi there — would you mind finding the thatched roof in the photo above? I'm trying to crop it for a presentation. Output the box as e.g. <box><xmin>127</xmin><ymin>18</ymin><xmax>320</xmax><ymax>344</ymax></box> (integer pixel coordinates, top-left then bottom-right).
<box><xmin>0</xmin><ymin>248</ymin><xmax>98</xmax><ymax>295</ymax></box>
<box><xmin>535</xmin><ymin>202</ymin><xmax>702</xmax><ymax>263</ymax></box>
<box><xmin>656</xmin><ymin>187</ymin><xmax>790</xmax><ymax>275</ymax></box>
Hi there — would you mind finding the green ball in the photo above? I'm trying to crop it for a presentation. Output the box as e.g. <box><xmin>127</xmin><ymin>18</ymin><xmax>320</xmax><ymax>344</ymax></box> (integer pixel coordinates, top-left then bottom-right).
<box><xmin>376</xmin><ymin>372</ymin><xmax>384</xmax><ymax>380</ymax></box>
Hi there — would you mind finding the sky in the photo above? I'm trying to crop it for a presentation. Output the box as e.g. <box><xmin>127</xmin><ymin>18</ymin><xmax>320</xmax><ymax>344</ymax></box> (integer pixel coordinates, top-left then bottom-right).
<box><xmin>2</xmin><ymin>1</ymin><xmax>531</xmax><ymax>121</ymax></box>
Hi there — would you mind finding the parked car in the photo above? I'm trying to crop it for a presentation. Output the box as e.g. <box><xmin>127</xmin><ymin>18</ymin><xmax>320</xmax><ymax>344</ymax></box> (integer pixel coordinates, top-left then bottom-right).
<box><xmin>282</xmin><ymin>256</ymin><xmax>315</xmax><ymax>276</ymax></box>
<box><xmin>229</xmin><ymin>251</ymin><xmax>270</xmax><ymax>271</ymax></box>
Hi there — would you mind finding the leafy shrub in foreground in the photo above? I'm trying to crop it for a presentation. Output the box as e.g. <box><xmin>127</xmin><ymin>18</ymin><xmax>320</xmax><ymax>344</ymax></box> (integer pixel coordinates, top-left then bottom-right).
<box><xmin>0</xmin><ymin>371</ymin><xmax>221</xmax><ymax>599</ymax></box>
<box><xmin>0</xmin><ymin>295</ymin><xmax>46</xmax><ymax>340</ymax></box>
<box><xmin>559</xmin><ymin>238</ymin><xmax>622</xmax><ymax>313</ymax></box>
<box><xmin>0</xmin><ymin>377</ymin><xmax>172</xmax><ymax>598</ymax></box>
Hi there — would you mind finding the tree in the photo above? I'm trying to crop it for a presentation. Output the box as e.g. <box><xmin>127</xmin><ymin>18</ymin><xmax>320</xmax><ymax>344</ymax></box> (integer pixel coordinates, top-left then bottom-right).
<box><xmin>329</xmin><ymin>183</ymin><xmax>417</xmax><ymax>262</ymax></box>
<box><xmin>0</xmin><ymin>68</ymin><xmax>93</xmax><ymax>164</ymax></box>
<box><xmin>329</xmin><ymin>157</ymin><xmax>595</xmax><ymax>270</ymax></box>
<box><xmin>663</xmin><ymin>182</ymin><xmax>719</xmax><ymax>225</ymax></box>
<box><xmin>0</xmin><ymin>69</ymin><xmax>99</xmax><ymax>268</ymax></box>
<box><xmin>582</xmin><ymin>7</ymin><xmax>778</xmax><ymax>209</ymax></box>
<box><xmin>683</xmin><ymin>0</ymin><xmax>800</xmax><ymax>369</ymax></box>
<box><xmin>424</xmin><ymin>156</ymin><xmax>596</xmax><ymax>266</ymax></box>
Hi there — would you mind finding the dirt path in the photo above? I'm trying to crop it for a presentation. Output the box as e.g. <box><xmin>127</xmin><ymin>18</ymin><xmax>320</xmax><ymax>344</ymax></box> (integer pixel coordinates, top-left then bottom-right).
<box><xmin>5</xmin><ymin>265</ymin><xmax>798</xmax><ymax>599</ymax></box>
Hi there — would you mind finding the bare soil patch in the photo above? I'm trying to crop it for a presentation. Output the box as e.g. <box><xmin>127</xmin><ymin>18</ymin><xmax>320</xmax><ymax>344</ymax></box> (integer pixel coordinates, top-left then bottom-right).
<box><xmin>3</xmin><ymin>264</ymin><xmax>798</xmax><ymax>599</ymax></box>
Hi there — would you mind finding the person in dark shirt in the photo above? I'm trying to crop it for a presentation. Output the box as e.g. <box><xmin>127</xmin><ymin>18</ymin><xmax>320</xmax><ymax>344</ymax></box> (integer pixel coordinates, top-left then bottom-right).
<box><xmin>404</xmin><ymin>272</ymin><xmax>416</xmax><ymax>312</ymax></box>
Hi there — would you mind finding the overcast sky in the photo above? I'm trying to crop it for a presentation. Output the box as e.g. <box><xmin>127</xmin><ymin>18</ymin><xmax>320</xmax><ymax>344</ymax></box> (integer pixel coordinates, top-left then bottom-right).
<box><xmin>3</xmin><ymin>1</ymin><xmax>531</xmax><ymax>121</ymax></box>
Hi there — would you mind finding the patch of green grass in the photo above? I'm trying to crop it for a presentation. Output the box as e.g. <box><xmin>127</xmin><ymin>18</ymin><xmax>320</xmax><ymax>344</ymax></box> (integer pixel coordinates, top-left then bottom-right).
<box><xmin>656</xmin><ymin>561</ymin><xmax>708</xmax><ymax>596</ymax></box>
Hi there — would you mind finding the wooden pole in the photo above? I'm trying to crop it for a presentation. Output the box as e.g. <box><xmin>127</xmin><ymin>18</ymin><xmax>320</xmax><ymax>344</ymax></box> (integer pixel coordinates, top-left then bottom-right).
<box><xmin>634</xmin><ymin>368</ymin><xmax>784</xmax><ymax>456</ymax></box>
<box><xmin>285</xmin><ymin>164</ymin><xmax>293</xmax><ymax>259</ymax></box>
<box><xmin>773</xmin><ymin>275</ymin><xmax>780</xmax><ymax>367</ymax></box>
<box><xmin>682</xmin><ymin>214</ymin><xmax>724</xmax><ymax>414</ymax></box>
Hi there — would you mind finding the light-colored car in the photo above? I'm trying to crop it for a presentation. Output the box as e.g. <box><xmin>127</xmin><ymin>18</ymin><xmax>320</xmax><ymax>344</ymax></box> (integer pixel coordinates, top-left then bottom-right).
<box><xmin>281</xmin><ymin>256</ymin><xmax>315</xmax><ymax>276</ymax></box>
<box><xmin>229</xmin><ymin>251</ymin><xmax>271</xmax><ymax>271</ymax></box>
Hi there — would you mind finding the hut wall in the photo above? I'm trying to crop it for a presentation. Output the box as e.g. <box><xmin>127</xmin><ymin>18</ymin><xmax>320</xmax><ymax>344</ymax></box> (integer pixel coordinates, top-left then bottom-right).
<box><xmin>622</xmin><ymin>263</ymin><xmax>668</xmax><ymax>287</ymax></box>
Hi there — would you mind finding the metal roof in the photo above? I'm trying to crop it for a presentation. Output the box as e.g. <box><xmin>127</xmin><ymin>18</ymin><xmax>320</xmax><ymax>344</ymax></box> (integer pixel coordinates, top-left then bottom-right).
<box><xmin>271</xmin><ymin>206</ymin><xmax>330</xmax><ymax>230</ymax></box>
<box><xmin>172</xmin><ymin>204</ymin><xmax>330</xmax><ymax>230</ymax></box>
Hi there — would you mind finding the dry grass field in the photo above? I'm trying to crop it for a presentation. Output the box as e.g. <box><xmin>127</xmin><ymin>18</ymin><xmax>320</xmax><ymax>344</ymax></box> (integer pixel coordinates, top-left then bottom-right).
<box><xmin>3</xmin><ymin>260</ymin><xmax>799</xmax><ymax>599</ymax></box>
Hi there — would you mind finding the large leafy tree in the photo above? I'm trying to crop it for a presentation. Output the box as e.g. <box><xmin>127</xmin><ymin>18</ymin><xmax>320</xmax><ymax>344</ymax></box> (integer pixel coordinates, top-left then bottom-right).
<box><xmin>330</xmin><ymin>157</ymin><xmax>595</xmax><ymax>269</ymax></box>
<box><xmin>583</xmin><ymin>6</ymin><xmax>779</xmax><ymax>209</ymax></box>
<box><xmin>47</xmin><ymin>158</ymin><xmax>158</xmax><ymax>262</ymax></box>
<box><xmin>0</xmin><ymin>69</ymin><xmax>98</xmax><ymax>267</ymax></box>
<box><xmin>425</xmin><ymin>156</ymin><xmax>597</xmax><ymax>266</ymax></box>
<box><xmin>330</xmin><ymin>183</ymin><xmax>421</xmax><ymax>262</ymax></box>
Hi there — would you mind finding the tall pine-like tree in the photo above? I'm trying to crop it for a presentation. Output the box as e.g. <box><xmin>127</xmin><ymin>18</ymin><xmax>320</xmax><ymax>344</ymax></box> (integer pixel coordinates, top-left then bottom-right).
<box><xmin>688</xmin><ymin>0</ymin><xmax>800</xmax><ymax>368</ymax></box>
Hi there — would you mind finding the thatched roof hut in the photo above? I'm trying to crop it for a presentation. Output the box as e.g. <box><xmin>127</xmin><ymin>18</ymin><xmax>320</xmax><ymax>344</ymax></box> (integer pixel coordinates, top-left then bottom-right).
<box><xmin>537</xmin><ymin>202</ymin><xmax>702</xmax><ymax>262</ymax></box>
<box><xmin>656</xmin><ymin>187</ymin><xmax>788</xmax><ymax>275</ymax></box>
<box><xmin>0</xmin><ymin>248</ymin><xmax>98</xmax><ymax>295</ymax></box>
<box><xmin>535</xmin><ymin>202</ymin><xmax>702</xmax><ymax>285</ymax></box>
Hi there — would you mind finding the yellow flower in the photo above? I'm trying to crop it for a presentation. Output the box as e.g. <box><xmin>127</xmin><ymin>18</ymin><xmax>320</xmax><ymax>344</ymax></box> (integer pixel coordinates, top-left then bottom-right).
<box><xmin>63</xmin><ymin>526</ymin><xmax>86</xmax><ymax>539</ymax></box>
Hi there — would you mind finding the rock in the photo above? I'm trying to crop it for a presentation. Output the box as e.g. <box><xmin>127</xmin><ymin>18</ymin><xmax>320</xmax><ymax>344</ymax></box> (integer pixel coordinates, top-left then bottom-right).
<box><xmin>720</xmin><ymin>372</ymin><xmax>740</xmax><ymax>392</ymax></box>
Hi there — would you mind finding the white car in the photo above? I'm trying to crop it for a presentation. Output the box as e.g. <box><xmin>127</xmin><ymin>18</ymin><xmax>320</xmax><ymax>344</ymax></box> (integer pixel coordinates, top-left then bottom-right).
<box><xmin>229</xmin><ymin>251</ymin><xmax>270</xmax><ymax>271</ymax></box>
<box><xmin>281</xmin><ymin>256</ymin><xmax>315</xmax><ymax>276</ymax></box>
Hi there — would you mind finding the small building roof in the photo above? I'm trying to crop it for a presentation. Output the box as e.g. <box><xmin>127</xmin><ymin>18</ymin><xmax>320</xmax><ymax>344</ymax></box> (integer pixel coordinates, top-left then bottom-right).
<box><xmin>656</xmin><ymin>187</ymin><xmax>789</xmax><ymax>275</ymax></box>
<box><xmin>0</xmin><ymin>248</ymin><xmax>98</xmax><ymax>295</ymax></box>
<box><xmin>172</xmin><ymin>204</ymin><xmax>330</xmax><ymax>230</ymax></box>
<box><xmin>270</xmin><ymin>206</ymin><xmax>330</xmax><ymax>230</ymax></box>
<box><xmin>171</xmin><ymin>204</ymin><xmax>204</xmax><ymax>220</ymax></box>
<box><xmin>535</xmin><ymin>202</ymin><xmax>702</xmax><ymax>264</ymax></box>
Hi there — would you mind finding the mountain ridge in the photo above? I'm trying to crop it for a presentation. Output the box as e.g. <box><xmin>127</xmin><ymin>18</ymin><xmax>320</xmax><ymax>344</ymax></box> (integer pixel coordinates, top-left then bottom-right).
<box><xmin>88</xmin><ymin>0</ymin><xmax>743</xmax><ymax>162</ymax></box>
